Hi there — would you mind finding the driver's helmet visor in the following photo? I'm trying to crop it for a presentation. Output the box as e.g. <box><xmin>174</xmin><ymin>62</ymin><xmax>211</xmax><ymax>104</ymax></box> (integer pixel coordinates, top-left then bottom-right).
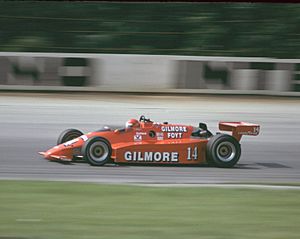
<box><xmin>126</xmin><ymin>122</ymin><xmax>133</xmax><ymax>128</ymax></box>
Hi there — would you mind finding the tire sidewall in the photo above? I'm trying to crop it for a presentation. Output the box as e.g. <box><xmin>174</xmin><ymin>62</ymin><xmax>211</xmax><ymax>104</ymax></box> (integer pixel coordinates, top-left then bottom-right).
<box><xmin>57</xmin><ymin>129</ymin><xmax>83</xmax><ymax>145</ymax></box>
<box><xmin>207</xmin><ymin>134</ymin><xmax>241</xmax><ymax>168</ymax></box>
<box><xmin>82</xmin><ymin>136</ymin><xmax>112</xmax><ymax>166</ymax></box>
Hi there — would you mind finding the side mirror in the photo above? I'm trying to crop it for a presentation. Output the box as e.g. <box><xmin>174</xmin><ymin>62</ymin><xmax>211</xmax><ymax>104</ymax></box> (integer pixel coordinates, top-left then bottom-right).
<box><xmin>199</xmin><ymin>123</ymin><xmax>208</xmax><ymax>130</ymax></box>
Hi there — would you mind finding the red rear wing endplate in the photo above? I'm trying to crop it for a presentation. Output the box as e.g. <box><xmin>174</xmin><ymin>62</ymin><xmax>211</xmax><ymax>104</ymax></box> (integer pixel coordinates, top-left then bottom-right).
<box><xmin>219</xmin><ymin>122</ymin><xmax>260</xmax><ymax>141</ymax></box>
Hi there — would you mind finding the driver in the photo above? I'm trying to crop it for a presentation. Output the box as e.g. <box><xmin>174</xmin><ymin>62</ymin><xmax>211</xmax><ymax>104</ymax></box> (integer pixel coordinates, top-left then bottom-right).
<box><xmin>125</xmin><ymin>118</ymin><xmax>140</xmax><ymax>129</ymax></box>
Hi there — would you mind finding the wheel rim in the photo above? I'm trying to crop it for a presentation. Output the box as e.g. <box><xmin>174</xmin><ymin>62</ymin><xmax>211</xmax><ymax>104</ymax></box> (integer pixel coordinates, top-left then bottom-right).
<box><xmin>88</xmin><ymin>141</ymin><xmax>109</xmax><ymax>162</ymax></box>
<box><xmin>216</xmin><ymin>142</ymin><xmax>236</xmax><ymax>162</ymax></box>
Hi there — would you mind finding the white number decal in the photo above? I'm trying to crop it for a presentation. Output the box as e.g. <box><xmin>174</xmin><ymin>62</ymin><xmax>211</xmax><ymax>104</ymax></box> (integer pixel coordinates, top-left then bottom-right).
<box><xmin>64</xmin><ymin>138</ymin><xmax>79</xmax><ymax>147</ymax></box>
<box><xmin>187</xmin><ymin>146</ymin><xmax>198</xmax><ymax>160</ymax></box>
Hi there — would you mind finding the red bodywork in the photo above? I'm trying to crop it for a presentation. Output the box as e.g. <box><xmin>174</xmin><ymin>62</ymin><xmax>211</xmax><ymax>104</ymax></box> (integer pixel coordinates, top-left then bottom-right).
<box><xmin>39</xmin><ymin>120</ymin><xmax>260</xmax><ymax>165</ymax></box>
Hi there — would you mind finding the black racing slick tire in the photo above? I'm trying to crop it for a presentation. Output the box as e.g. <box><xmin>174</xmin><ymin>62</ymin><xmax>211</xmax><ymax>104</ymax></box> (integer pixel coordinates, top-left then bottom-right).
<box><xmin>206</xmin><ymin>134</ymin><xmax>241</xmax><ymax>168</ymax></box>
<box><xmin>82</xmin><ymin>136</ymin><xmax>112</xmax><ymax>166</ymax></box>
<box><xmin>57</xmin><ymin>129</ymin><xmax>83</xmax><ymax>145</ymax></box>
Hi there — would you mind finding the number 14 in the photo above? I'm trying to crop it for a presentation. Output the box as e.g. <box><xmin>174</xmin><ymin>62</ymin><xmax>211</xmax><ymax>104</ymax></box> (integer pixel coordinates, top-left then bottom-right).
<box><xmin>187</xmin><ymin>146</ymin><xmax>198</xmax><ymax>160</ymax></box>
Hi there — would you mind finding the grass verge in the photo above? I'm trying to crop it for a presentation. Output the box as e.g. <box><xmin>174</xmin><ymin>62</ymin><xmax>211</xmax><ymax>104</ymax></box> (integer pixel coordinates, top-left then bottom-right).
<box><xmin>0</xmin><ymin>180</ymin><xmax>299</xmax><ymax>239</ymax></box>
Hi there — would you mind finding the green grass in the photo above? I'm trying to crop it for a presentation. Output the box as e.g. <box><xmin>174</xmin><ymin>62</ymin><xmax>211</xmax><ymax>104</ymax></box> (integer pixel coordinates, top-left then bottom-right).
<box><xmin>0</xmin><ymin>181</ymin><xmax>299</xmax><ymax>239</ymax></box>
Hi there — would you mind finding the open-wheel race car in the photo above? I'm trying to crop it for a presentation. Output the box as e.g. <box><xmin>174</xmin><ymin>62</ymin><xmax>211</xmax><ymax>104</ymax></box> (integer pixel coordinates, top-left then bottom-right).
<box><xmin>39</xmin><ymin>115</ymin><xmax>260</xmax><ymax>168</ymax></box>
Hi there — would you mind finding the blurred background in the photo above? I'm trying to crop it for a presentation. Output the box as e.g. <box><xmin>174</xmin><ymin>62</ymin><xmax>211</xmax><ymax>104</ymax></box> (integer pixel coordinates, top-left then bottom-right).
<box><xmin>0</xmin><ymin>1</ymin><xmax>300</xmax><ymax>92</ymax></box>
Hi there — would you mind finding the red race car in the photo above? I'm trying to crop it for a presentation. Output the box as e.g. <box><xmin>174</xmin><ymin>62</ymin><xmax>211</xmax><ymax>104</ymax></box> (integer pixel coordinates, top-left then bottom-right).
<box><xmin>39</xmin><ymin>115</ymin><xmax>260</xmax><ymax>168</ymax></box>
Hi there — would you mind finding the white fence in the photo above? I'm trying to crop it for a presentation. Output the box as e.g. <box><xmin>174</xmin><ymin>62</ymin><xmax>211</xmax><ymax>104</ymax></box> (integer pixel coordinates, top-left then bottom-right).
<box><xmin>0</xmin><ymin>52</ymin><xmax>299</xmax><ymax>93</ymax></box>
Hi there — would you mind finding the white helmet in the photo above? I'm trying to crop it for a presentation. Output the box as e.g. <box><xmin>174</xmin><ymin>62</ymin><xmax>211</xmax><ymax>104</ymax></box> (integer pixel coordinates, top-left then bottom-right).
<box><xmin>125</xmin><ymin>118</ymin><xmax>140</xmax><ymax>128</ymax></box>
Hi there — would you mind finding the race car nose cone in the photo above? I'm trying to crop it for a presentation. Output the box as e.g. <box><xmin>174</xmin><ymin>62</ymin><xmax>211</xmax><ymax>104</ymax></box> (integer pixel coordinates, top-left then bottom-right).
<box><xmin>38</xmin><ymin>151</ymin><xmax>46</xmax><ymax>158</ymax></box>
<box><xmin>39</xmin><ymin>144</ymin><xmax>73</xmax><ymax>161</ymax></box>
<box><xmin>45</xmin><ymin>152</ymin><xmax>54</xmax><ymax>160</ymax></box>
<box><xmin>39</xmin><ymin>151</ymin><xmax>53</xmax><ymax>160</ymax></box>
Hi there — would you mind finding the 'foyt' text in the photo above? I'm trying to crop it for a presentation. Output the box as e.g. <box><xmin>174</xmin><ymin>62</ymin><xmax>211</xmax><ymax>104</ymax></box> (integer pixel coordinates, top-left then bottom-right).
<box><xmin>161</xmin><ymin>125</ymin><xmax>187</xmax><ymax>139</ymax></box>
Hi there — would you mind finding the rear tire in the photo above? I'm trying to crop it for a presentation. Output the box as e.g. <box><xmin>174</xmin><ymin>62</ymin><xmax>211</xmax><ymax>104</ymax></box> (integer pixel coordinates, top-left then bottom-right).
<box><xmin>82</xmin><ymin>136</ymin><xmax>112</xmax><ymax>166</ymax></box>
<box><xmin>206</xmin><ymin>134</ymin><xmax>241</xmax><ymax>168</ymax></box>
<box><xmin>57</xmin><ymin>129</ymin><xmax>83</xmax><ymax>145</ymax></box>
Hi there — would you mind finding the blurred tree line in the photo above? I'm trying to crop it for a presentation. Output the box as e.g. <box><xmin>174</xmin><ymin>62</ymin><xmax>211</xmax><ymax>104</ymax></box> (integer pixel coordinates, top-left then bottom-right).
<box><xmin>0</xmin><ymin>2</ymin><xmax>299</xmax><ymax>58</ymax></box>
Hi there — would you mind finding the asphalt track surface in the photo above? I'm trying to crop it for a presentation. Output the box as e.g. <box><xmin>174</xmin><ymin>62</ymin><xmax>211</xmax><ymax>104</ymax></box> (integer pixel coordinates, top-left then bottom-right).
<box><xmin>0</xmin><ymin>92</ymin><xmax>300</xmax><ymax>184</ymax></box>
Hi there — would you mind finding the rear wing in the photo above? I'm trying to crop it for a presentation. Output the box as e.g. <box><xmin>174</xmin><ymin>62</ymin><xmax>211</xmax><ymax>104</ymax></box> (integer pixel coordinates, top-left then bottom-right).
<box><xmin>219</xmin><ymin>122</ymin><xmax>260</xmax><ymax>142</ymax></box>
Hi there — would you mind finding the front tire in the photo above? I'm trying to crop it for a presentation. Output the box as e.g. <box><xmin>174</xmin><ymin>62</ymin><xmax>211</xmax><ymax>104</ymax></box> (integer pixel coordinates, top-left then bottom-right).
<box><xmin>206</xmin><ymin>134</ymin><xmax>241</xmax><ymax>168</ymax></box>
<box><xmin>82</xmin><ymin>136</ymin><xmax>112</xmax><ymax>166</ymax></box>
<box><xmin>57</xmin><ymin>129</ymin><xmax>83</xmax><ymax>145</ymax></box>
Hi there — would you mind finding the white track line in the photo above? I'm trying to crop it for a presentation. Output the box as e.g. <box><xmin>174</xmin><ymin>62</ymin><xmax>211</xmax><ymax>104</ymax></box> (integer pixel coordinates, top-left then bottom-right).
<box><xmin>133</xmin><ymin>183</ymin><xmax>300</xmax><ymax>190</ymax></box>
<box><xmin>1</xmin><ymin>178</ymin><xmax>300</xmax><ymax>190</ymax></box>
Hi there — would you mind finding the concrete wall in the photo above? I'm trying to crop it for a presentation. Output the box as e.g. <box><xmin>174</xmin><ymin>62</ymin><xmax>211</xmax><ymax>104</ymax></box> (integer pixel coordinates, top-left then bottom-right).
<box><xmin>0</xmin><ymin>52</ymin><xmax>299</xmax><ymax>92</ymax></box>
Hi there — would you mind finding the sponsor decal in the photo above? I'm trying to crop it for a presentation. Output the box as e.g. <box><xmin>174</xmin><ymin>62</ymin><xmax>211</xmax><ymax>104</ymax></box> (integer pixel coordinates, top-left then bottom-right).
<box><xmin>161</xmin><ymin>125</ymin><xmax>187</xmax><ymax>132</ymax></box>
<box><xmin>136</xmin><ymin>132</ymin><xmax>147</xmax><ymax>135</ymax></box>
<box><xmin>167</xmin><ymin>132</ymin><xmax>183</xmax><ymax>139</ymax></box>
<box><xmin>134</xmin><ymin>134</ymin><xmax>142</xmax><ymax>141</ymax></box>
<box><xmin>124</xmin><ymin>151</ymin><xmax>179</xmax><ymax>162</ymax></box>
<box><xmin>253</xmin><ymin>126</ymin><xmax>260</xmax><ymax>134</ymax></box>
<box><xmin>64</xmin><ymin>138</ymin><xmax>79</xmax><ymax>147</ymax></box>
<box><xmin>157</xmin><ymin>132</ymin><xmax>164</xmax><ymax>140</ymax></box>
<box><xmin>161</xmin><ymin>125</ymin><xmax>187</xmax><ymax>139</ymax></box>
<box><xmin>238</xmin><ymin>127</ymin><xmax>260</xmax><ymax>135</ymax></box>
<box><xmin>80</xmin><ymin>135</ymin><xmax>88</xmax><ymax>141</ymax></box>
